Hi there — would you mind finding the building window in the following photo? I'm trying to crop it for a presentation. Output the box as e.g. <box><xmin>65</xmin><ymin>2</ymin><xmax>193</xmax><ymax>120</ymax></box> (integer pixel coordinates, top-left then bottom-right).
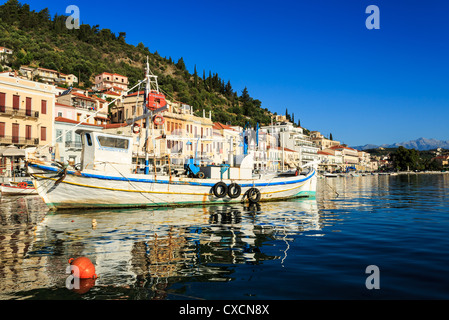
<box><xmin>41</xmin><ymin>126</ymin><xmax>47</xmax><ymax>141</ymax></box>
<box><xmin>66</xmin><ymin>130</ymin><xmax>72</xmax><ymax>142</ymax></box>
<box><xmin>58</xmin><ymin>112</ymin><xmax>63</xmax><ymax>117</ymax></box>
<box><xmin>56</xmin><ymin>129</ymin><xmax>63</xmax><ymax>142</ymax></box>
<box><xmin>0</xmin><ymin>122</ymin><xmax>5</xmax><ymax>137</ymax></box>
<box><xmin>13</xmin><ymin>95</ymin><xmax>20</xmax><ymax>110</ymax></box>
<box><xmin>12</xmin><ymin>123</ymin><xmax>19</xmax><ymax>143</ymax></box>
<box><xmin>0</xmin><ymin>92</ymin><xmax>6</xmax><ymax>112</ymax></box>
<box><xmin>41</xmin><ymin>100</ymin><xmax>47</xmax><ymax>114</ymax></box>
<box><xmin>26</xmin><ymin>97</ymin><xmax>32</xmax><ymax>116</ymax></box>
<box><xmin>26</xmin><ymin>125</ymin><xmax>31</xmax><ymax>140</ymax></box>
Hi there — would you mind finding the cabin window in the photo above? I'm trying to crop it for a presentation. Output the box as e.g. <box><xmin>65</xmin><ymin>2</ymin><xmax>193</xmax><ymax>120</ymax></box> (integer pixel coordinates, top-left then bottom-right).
<box><xmin>85</xmin><ymin>133</ymin><xmax>92</xmax><ymax>146</ymax></box>
<box><xmin>97</xmin><ymin>136</ymin><xmax>129</xmax><ymax>149</ymax></box>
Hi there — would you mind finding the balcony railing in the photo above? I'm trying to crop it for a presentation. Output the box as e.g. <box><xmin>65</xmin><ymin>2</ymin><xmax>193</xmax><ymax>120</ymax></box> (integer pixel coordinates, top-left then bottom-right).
<box><xmin>0</xmin><ymin>106</ymin><xmax>39</xmax><ymax>119</ymax></box>
<box><xmin>65</xmin><ymin>141</ymin><xmax>82</xmax><ymax>150</ymax></box>
<box><xmin>0</xmin><ymin>135</ymin><xmax>39</xmax><ymax>146</ymax></box>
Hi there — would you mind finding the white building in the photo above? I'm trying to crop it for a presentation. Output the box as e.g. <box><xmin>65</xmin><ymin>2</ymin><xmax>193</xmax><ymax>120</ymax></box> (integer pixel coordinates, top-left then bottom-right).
<box><xmin>261</xmin><ymin>120</ymin><xmax>320</xmax><ymax>167</ymax></box>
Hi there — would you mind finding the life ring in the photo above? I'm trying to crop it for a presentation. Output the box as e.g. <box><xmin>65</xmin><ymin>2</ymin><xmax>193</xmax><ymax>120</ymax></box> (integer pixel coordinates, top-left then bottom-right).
<box><xmin>132</xmin><ymin>123</ymin><xmax>140</xmax><ymax>134</ymax></box>
<box><xmin>227</xmin><ymin>183</ymin><xmax>241</xmax><ymax>199</ymax></box>
<box><xmin>246</xmin><ymin>187</ymin><xmax>261</xmax><ymax>203</ymax></box>
<box><xmin>212</xmin><ymin>182</ymin><xmax>227</xmax><ymax>198</ymax></box>
<box><xmin>153</xmin><ymin>115</ymin><xmax>165</xmax><ymax>126</ymax></box>
<box><xmin>18</xmin><ymin>182</ymin><xmax>27</xmax><ymax>188</ymax></box>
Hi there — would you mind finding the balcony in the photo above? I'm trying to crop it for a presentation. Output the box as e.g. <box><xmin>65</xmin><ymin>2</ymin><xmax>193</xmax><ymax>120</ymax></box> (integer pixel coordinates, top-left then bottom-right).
<box><xmin>65</xmin><ymin>141</ymin><xmax>82</xmax><ymax>150</ymax></box>
<box><xmin>0</xmin><ymin>106</ymin><xmax>40</xmax><ymax>119</ymax></box>
<box><xmin>0</xmin><ymin>135</ymin><xmax>39</xmax><ymax>146</ymax></box>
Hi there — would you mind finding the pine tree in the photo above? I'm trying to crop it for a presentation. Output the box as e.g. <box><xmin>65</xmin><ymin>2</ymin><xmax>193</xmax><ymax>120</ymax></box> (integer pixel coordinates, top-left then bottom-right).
<box><xmin>176</xmin><ymin>57</ymin><xmax>186</xmax><ymax>70</ymax></box>
<box><xmin>330</xmin><ymin>133</ymin><xmax>333</xmax><ymax>141</ymax></box>
<box><xmin>193</xmin><ymin>64</ymin><xmax>198</xmax><ymax>88</ymax></box>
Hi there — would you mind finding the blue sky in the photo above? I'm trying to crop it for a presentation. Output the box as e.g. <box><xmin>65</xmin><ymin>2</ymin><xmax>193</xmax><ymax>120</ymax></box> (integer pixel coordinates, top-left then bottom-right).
<box><xmin>5</xmin><ymin>0</ymin><xmax>449</xmax><ymax>146</ymax></box>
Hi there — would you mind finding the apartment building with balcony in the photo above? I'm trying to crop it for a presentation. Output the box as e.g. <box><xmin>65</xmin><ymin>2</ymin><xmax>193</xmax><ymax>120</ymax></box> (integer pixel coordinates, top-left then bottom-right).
<box><xmin>261</xmin><ymin>120</ymin><xmax>320</xmax><ymax>167</ymax></box>
<box><xmin>211</xmin><ymin>122</ymin><xmax>241</xmax><ymax>165</ymax></box>
<box><xmin>0</xmin><ymin>72</ymin><xmax>55</xmax><ymax>150</ymax></box>
<box><xmin>94</xmin><ymin>72</ymin><xmax>128</xmax><ymax>91</ymax></box>
<box><xmin>329</xmin><ymin>145</ymin><xmax>359</xmax><ymax>169</ymax></box>
<box><xmin>317</xmin><ymin>150</ymin><xmax>343</xmax><ymax>172</ymax></box>
<box><xmin>310</xmin><ymin>131</ymin><xmax>340</xmax><ymax>150</ymax></box>
<box><xmin>107</xmin><ymin>91</ymin><xmax>214</xmax><ymax>169</ymax></box>
<box><xmin>0</xmin><ymin>46</ymin><xmax>13</xmax><ymax>63</ymax></box>
<box><xmin>19</xmin><ymin>66</ymin><xmax>77</xmax><ymax>87</ymax></box>
<box><xmin>56</xmin><ymin>89</ymin><xmax>108</xmax><ymax>126</ymax></box>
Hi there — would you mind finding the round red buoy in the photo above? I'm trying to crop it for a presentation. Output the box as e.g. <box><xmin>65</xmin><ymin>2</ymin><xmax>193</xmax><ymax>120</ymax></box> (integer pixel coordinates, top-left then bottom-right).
<box><xmin>68</xmin><ymin>257</ymin><xmax>97</xmax><ymax>279</ymax></box>
<box><xmin>72</xmin><ymin>278</ymin><xmax>96</xmax><ymax>294</ymax></box>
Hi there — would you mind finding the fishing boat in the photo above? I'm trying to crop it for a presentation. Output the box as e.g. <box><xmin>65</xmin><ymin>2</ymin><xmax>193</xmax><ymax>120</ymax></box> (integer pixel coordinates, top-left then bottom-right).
<box><xmin>26</xmin><ymin>59</ymin><xmax>317</xmax><ymax>210</ymax></box>
<box><xmin>26</xmin><ymin>129</ymin><xmax>317</xmax><ymax>210</ymax></box>
<box><xmin>1</xmin><ymin>181</ymin><xmax>37</xmax><ymax>196</ymax></box>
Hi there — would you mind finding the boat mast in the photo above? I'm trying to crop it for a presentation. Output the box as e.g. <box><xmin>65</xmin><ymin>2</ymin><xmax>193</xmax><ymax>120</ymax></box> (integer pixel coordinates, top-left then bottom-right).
<box><xmin>144</xmin><ymin>57</ymin><xmax>151</xmax><ymax>175</ymax></box>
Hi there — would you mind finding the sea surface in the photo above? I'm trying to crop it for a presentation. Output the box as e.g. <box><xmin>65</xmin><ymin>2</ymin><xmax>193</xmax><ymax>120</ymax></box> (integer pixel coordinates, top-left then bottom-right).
<box><xmin>1</xmin><ymin>174</ymin><xmax>448</xmax><ymax>300</ymax></box>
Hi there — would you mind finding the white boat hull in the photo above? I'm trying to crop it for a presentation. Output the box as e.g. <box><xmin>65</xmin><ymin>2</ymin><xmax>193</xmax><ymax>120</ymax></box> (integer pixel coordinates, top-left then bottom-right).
<box><xmin>27</xmin><ymin>162</ymin><xmax>317</xmax><ymax>210</ymax></box>
<box><xmin>1</xmin><ymin>183</ymin><xmax>38</xmax><ymax>196</ymax></box>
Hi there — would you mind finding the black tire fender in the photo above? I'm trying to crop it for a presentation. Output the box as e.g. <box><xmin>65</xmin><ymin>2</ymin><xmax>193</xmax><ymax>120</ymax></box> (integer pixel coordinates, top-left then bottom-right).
<box><xmin>247</xmin><ymin>187</ymin><xmax>261</xmax><ymax>203</ymax></box>
<box><xmin>212</xmin><ymin>181</ymin><xmax>228</xmax><ymax>198</ymax></box>
<box><xmin>227</xmin><ymin>183</ymin><xmax>242</xmax><ymax>199</ymax></box>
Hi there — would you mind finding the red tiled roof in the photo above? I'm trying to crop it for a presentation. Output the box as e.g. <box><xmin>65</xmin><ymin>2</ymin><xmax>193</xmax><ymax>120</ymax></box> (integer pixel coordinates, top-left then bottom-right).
<box><xmin>72</xmin><ymin>92</ymin><xmax>96</xmax><ymax>101</ymax></box>
<box><xmin>318</xmin><ymin>151</ymin><xmax>333</xmax><ymax>155</ymax></box>
<box><xmin>267</xmin><ymin>146</ymin><xmax>299</xmax><ymax>153</ymax></box>
<box><xmin>103</xmin><ymin>90</ymin><xmax>121</xmax><ymax>96</ymax></box>
<box><xmin>91</xmin><ymin>96</ymin><xmax>107</xmax><ymax>103</ymax></box>
<box><xmin>213</xmin><ymin>122</ymin><xmax>238</xmax><ymax>131</ymax></box>
<box><xmin>125</xmin><ymin>90</ymin><xmax>145</xmax><ymax>97</ymax></box>
<box><xmin>55</xmin><ymin>102</ymin><xmax>74</xmax><ymax>108</ymax></box>
<box><xmin>55</xmin><ymin>117</ymin><xmax>104</xmax><ymax>128</ymax></box>
<box><xmin>330</xmin><ymin>145</ymin><xmax>357</xmax><ymax>151</ymax></box>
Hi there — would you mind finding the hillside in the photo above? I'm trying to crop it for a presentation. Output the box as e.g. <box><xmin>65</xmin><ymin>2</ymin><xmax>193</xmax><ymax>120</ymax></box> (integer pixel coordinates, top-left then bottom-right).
<box><xmin>0</xmin><ymin>0</ymin><xmax>274</xmax><ymax>127</ymax></box>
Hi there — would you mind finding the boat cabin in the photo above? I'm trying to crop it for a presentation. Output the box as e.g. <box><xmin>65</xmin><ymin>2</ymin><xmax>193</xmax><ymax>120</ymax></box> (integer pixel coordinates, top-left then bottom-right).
<box><xmin>76</xmin><ymin>129</ymin><xmax>133</xmax><ymax>174</ymax></box>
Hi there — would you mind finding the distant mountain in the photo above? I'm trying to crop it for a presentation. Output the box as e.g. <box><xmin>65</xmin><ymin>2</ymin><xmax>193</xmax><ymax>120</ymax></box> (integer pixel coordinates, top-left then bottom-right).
<box><xmin>353</xmin><ymin>138</ymin><xmax>449</xmax><ymax>151</ymax></box>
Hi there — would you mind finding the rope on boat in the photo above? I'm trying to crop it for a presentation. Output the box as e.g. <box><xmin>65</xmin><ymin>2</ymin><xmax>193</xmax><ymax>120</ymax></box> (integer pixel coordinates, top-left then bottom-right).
<box><xmin>324</xmin><ymin>178</ymin><xmax>339</xmax><ymax>197</ymax></box>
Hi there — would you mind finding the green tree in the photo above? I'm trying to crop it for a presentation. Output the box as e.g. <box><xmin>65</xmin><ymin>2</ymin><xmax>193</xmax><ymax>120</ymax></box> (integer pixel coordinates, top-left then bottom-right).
<box><xmin>392</xmin><ymin>146</ymin><xmax>421</xmax><ymax>171</ymax></box>
<box><xmin>176</xmin><ymin>57</ymin><xmax>186</xmax><ymax>71</ymax></box>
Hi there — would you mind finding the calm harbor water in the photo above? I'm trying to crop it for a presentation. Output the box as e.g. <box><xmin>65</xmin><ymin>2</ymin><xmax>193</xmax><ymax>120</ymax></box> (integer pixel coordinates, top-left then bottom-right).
<box><xmin>1</xmin><ymin>174</ymin><xmax>448</xmax><ymax>300</ymax></box>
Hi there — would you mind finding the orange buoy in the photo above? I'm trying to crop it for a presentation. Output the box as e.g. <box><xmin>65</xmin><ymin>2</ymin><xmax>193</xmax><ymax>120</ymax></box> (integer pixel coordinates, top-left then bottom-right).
<box><xmin>68</xmin><ymin>257</ymin><xmax>97</xmax><ymax>279</ymax></box>
<box><xmin>72</xmin><ymin>278</ymin><xmax>96</xmax><ymax>294</ymax></box>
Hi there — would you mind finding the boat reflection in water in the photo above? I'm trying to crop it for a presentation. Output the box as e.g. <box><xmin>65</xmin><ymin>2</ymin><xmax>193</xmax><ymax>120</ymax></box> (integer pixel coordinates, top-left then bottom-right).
<box><xmin>4</xmin><ymin>198</ymin><xmax>320</xmax><ymax>299</ymax></box>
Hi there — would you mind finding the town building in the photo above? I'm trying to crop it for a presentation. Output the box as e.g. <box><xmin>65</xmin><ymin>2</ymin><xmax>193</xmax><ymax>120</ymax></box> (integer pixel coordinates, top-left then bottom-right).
<box><xmin>329</xmin><ymin>145</ymin><xmax>359</xmax><ymax>170</ymax></box>
<box><xmin>310</xmin><ymin>131</ymin><xmax>340</xmax><ymax>150</ymax></box>
<box><xmin>19</xmin><ymin>66</ymin><xmax>77</xmax><ymax>87</ymax></box>
<box><xmin>94</xmin><ymin>72</ymin><xmax>128</xmax><ymax>92</ymax></box>
<box><xmin>212</xmin><ymin>122</ymin><xmax>241</xmax><ymax>165</ymax></box>
<box><xmin>317</xmin><ymin>149</ymin><xmax>343</xmax><ymax>172</ymax></box>
<box><xmin>0</xmin><ymin>46</ymin><xmax>13</xmax><ymax>63</ymax></box>
<box><xmin>261</xmin><ymin>119</ymin><xmax>320</xmax><ymax>167</ymax></box>
<box><xmin>0</xmin><ymin>72</ymin><xmax>55</xmax><ymax>150</ymax></box>
<box><xmin>56</xmin><ymin>88</ymin><xmax>109</xmax><ymax>126</ymax></box>
<box><xmin>106</xmin><ymin>90</ymin><xmax>214</xmax><ymax>170</ymax></box>
<box><xmin>0</xmin><ymin>72</ymin><xmax>56</xmax><ymax>176</ymax></box>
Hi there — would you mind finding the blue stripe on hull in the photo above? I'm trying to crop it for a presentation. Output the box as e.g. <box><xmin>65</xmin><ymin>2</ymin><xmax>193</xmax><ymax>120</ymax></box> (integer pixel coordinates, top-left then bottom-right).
<box><xmin>29</xmin><ymin>163</ymin><xmax>315</xmax><ymax>187</ymax></box>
